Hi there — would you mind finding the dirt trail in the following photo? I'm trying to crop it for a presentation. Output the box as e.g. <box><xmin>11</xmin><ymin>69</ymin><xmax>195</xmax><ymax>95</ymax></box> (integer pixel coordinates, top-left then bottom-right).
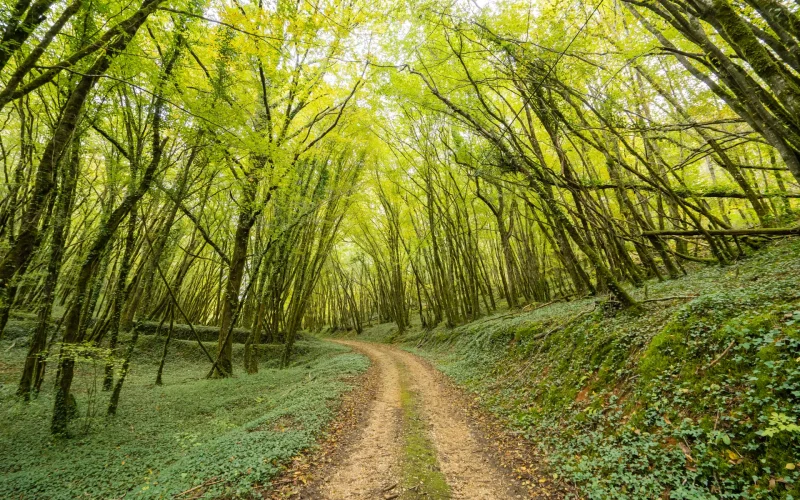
<box><xmin>314</xmin><ymin>340</ymin><xmax>523</xmax><ymax>499</ymax></box>
<box><xmin>319</xmin><ymin>342</ymin><xmax>403</xmax><ymax>499</ymax></box>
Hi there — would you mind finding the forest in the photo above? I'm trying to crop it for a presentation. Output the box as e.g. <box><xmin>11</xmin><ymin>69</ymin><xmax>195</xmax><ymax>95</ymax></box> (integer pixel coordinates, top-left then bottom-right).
<box><xmin>0</xmin><ymin>0</ymin><xmax>799</xmax><ymax>497</ymax></box>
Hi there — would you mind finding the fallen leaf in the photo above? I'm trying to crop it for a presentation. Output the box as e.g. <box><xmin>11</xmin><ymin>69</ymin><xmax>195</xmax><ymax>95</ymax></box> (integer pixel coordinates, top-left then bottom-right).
<box><xmin>678</xmin><ymin>442</ymin><xmax>694</xmax><ymax>462</ymax></box>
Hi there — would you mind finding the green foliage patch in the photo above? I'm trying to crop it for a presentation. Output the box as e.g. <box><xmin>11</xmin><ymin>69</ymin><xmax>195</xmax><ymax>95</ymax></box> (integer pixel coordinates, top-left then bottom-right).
<box><xmin>0</xmin><ymin>337</ymin><xmax>368</xmax><ymax>499</ymax></box>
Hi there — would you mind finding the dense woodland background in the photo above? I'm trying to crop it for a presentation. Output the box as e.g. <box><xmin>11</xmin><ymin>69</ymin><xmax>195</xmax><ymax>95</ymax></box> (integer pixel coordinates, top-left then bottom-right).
<box><xmin>0</xmin><ymin>0</ymin><xmax>799</xmax><ymax>491</ymax></box>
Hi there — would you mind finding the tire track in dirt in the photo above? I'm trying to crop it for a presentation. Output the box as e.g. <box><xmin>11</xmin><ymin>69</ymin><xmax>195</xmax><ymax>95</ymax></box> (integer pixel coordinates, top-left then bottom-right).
<box><xmin>317</xmin><ymin>341</ymin><xmax>403</xmax><ymax>499</ymax></box>
<box><xmin>311</xmin><ymin>340</ymin><xmax>524</xmax><ymax>499</ymax></box>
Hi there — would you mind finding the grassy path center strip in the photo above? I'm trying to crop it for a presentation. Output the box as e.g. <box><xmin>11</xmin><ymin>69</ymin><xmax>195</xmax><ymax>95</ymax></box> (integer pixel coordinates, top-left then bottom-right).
<box><xmin>398</xmin><ymin>365</ymin><xmax>451</xmax><ymax>499</ymax></box>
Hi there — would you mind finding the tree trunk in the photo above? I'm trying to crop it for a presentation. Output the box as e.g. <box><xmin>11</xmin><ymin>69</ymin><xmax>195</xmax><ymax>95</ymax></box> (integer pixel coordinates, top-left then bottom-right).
<box><xmin>217</xmin><ymin>206</ymin><xmax>256</xmax><ymax>377</ymax></box>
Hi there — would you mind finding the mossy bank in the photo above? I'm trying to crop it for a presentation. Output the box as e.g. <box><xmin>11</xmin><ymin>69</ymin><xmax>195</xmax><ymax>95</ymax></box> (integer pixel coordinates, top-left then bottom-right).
<box><xmin>356</xmin><ymin>238</ymin><xmax>800</xmax><ymax>499</ymax></box>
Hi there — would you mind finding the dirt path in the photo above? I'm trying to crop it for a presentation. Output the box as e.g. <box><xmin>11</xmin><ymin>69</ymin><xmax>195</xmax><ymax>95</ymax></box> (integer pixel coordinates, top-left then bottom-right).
<box><xmin>319</xmin><ymin>342</ymin><xmax>403</xmax><ymax>499</ymax></box>
<box><xmin>313</xmin><ymin>340</ymin><xmax>524</xmax><ymax>499</ymax></box>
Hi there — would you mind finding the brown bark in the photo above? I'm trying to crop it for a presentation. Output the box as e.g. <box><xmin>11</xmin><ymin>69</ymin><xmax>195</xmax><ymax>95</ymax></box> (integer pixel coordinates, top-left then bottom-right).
<box><xmin>216</xmin><ymin>202</ymin><xmax>257</xmax><ymax>377</ymax></box>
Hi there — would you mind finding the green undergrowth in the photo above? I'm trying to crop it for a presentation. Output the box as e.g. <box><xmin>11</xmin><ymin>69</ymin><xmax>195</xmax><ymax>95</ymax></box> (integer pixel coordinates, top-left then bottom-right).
<box><xmin>0</xmin><ymin>336</ymin><xmax>368</xmax><ymax>499</ymax></box>
<box><xmin>358</xmin><ymin>238</ymin><xmax>800</xmax><ymax>499</ymax></box>
<box><xmin>399</xmin><ymin>366</ymin><xmax>451</xmax><ymax>499</ymax></box>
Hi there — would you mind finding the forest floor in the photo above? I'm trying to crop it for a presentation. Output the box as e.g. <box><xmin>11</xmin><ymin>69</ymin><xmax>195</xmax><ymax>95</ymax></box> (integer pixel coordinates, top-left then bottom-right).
<box><xmin>0</xmin><ymin>338</ymin><xmax>369</xmax><ymax>499</ymax></box>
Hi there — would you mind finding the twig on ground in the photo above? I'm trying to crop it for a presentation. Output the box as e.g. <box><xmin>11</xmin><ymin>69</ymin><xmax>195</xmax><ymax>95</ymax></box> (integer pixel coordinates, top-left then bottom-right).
<box><xmin>697</xmin><ymin>339</ymin><xmax>737</xmax><ymax>375</ymax></box>
<box><xmin>175</xmin><ymin>478</ymin><xmax>223</xmax><ymax>497</ymax></box>
<box><xmin>520</xmin><ymin>296</ymin><xmax>567</xmax><ymax>313</ymax></box>
<box><xmin>641</xmin><ymin>294</ymin><xmax>699</xmax><ymax>304</ymax></box>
